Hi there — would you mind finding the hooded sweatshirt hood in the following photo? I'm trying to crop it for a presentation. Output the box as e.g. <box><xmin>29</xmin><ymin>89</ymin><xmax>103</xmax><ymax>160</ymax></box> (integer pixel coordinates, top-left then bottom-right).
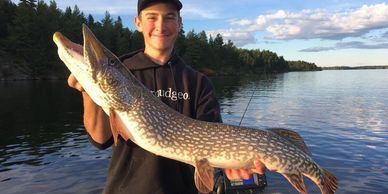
<box><xmin>120</xmin><ymin>49</ymin><xmax>180</xmax><ymax>70</ymax></box>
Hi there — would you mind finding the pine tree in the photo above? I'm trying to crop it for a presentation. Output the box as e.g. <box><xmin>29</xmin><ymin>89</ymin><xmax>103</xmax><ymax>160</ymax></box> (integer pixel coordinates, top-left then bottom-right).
<box><xmin>7</xmin><ymin>0</ymin><xmax>39</xmax><ymax>77</ymax></box>
<box><xmin>175</xmin><ymin>28</ymin><xmax>186</xmax><ymax>56</ymax></box>
<box><xmin>0</xmin><ymin>0</ymin><xmax>17</xmax><ymax>42</ymax></box>
<box><xmin>115</xmin><ymin>16</ymin><xmax>133</xmax><ymax>55</ymax></box>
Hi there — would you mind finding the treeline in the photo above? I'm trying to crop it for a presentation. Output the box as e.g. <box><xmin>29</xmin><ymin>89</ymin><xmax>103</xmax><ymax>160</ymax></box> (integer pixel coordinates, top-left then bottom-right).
<box><xmin>288</xmin><ymin>60</ymin><xmax>322</xmax><ymax>71</ymax></box>
<box><xmin>0</xmin><ymin>0</ymin><xmax>320</xmax><ymax>80</ymax></box>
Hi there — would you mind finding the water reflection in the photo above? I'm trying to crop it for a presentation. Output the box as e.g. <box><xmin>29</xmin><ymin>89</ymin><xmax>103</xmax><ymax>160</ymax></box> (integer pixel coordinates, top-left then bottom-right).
<box><xmin>1</xmin><ymin>70</ymin><xmax>388</xmax><ymax>193</ymax></box>
<box><xmin>0</xmin><ymin>81</ymin><xmax>83</xmax><ymax>168</ymax></box>
<box><xmin>215</xmin><ymin>70</ymin><xmax>388</xmax><ymax>193</ymax></box>
<box><xmin>213</xmin><ymin>73</ymin><xmax>282</xmax><ymax>125</ymax></box>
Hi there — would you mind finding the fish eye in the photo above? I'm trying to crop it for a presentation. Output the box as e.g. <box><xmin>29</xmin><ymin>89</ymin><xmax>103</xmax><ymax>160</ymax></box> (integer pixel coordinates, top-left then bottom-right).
<box><xmin>109</xmin><ymin>58</ymin><xmax>116</xmax><ymax>66</ymax></box>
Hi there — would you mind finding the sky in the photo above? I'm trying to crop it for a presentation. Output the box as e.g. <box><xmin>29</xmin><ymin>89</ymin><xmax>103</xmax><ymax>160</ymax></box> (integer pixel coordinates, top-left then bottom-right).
<box><xmin>19</xmin><ymin>0</ymin><xmax>388</xmax><ymax>67</ymax></box>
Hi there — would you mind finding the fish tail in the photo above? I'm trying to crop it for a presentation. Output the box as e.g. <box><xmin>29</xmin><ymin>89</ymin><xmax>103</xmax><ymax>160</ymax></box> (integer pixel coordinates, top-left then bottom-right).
<box><xmin>317</xmin><ymin>168</ymin><xmax>338</xmax><ymax>194</ymax></box>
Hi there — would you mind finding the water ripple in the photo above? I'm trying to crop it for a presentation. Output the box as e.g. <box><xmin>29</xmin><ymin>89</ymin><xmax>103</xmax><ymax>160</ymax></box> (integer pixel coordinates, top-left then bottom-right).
<box><xmin>1</xmin><ymin>71</ymin><xmax>388</xmax><ymax>193</ymax></box>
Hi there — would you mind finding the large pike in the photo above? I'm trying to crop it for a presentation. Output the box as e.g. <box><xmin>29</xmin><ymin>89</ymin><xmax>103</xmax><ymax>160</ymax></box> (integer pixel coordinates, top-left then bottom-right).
<box><xmin>53</xmin><ymin>24</ymin><xmax>337</xmax><ymax>194</ymax></box>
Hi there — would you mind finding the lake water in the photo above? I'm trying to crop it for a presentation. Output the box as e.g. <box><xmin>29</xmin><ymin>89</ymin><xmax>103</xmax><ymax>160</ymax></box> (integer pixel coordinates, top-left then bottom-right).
<box><xmin>0</xmin><ymin>70</ymin><xmax>387</xmax><ymax>194</ymax></box>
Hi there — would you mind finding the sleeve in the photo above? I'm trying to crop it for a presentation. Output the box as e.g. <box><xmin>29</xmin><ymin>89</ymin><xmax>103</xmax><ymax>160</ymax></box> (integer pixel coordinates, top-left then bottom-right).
<box><xmin>86</xmin><ymin>132</ymin><xmax>114</xmax><ymax>150</ymax></box>
<box><xmin>195</xmin><ymin>75</ymin><xmax>223</xmax><ymax>123</ymax></box>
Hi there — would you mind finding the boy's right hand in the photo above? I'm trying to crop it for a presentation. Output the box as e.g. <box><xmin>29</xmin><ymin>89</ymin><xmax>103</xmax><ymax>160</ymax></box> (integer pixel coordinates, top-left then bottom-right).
<box><xmin>68</xmin><ymin>74</ymin><xmax>85</xmax><ymax>92</ymax></box>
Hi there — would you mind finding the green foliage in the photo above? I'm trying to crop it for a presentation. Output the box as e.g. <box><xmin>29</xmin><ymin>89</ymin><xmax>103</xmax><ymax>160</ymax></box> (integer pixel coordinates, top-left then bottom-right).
<box><xmin>0</xmin><ymin>0</ymin><xmax>17</xmax><ymax>39</ymax></box>
<box><xmin>0</xmin><ymin>0</ymin><xmax>319</xmax><ymax>80</ymax></box>
<box><xmin>288</xmin><ymin>60</ymin><xmax>322</xmax><ymax>72</ymax></box>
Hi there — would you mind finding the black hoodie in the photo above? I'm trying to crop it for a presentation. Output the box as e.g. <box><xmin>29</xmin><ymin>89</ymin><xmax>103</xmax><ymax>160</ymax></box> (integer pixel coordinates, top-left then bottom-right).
<box><xmin>95</xmin><ymin>50</ymin><xmax>222</xmax><ymax>194</ymax></box>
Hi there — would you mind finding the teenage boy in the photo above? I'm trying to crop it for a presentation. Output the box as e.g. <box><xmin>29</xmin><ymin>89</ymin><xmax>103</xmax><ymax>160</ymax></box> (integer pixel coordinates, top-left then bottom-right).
<box><xmin>68</xmin><ymin>0</ymin><xmax>266</xmax><ymax>193</ymax></box>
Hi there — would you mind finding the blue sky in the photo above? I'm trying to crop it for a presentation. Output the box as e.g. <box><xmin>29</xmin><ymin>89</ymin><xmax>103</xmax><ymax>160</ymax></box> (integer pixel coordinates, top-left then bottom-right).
<box><xmin>24</xmin><ymin>0</ymin><xmax>388</xmax><ymax>67</ymax></box>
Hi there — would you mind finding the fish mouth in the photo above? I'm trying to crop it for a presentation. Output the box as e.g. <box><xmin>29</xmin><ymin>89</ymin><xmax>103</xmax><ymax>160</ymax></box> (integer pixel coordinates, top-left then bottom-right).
<box><xmin>82</xmin><ymin>24</ymin><xmax>106</xmax><ymax>69</ymax></box>
<box><xmin>52</xmin><ymin>24</ymin><xmax>105</xmax><ymax>62</ymax></box>
<box><xmin>53</xmin><ymin>30</ymin><xmax>86</xmax><ymax>74</ymax></box>
<box><xmin>53</xmin><ymin>24</ymin><xmax>107</xmax><ymax>75</ymax></box>
<box><xmin>53</xmin><ymin>31</ymin><xmax>83</xmax><ymax>58</ymax></box>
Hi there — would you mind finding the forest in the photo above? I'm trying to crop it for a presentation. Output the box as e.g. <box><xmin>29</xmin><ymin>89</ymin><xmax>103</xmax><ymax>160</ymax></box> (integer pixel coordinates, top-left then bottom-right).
<box><xmin>0</xmin><ymin>0</ymin><xmax>321</xmax><ymax>80</ymax></box>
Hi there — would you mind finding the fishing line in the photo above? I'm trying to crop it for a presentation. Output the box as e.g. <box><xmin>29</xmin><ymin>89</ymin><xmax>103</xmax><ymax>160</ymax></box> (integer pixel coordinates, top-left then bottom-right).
<box><xmin>238</xmin><ymin>86</ymin><xmax>256</xmax><ymax>126</ymax></box>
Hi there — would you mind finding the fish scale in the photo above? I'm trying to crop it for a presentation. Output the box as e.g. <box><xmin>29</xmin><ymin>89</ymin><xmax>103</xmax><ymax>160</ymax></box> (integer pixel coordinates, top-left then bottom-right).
<box><xmin>120</xmin><ymin>82</ymin><xmax>328</xmax><ymax>192</ymax></box>
<box><xmin>124</xmin><ymin>94</ymin><xmax>323</xmax><ymax>179</ymax></box>
<box><xmin>53</xmin><ymin>24</ymin><xmax>338</xmax><ymax>194</ymax></box>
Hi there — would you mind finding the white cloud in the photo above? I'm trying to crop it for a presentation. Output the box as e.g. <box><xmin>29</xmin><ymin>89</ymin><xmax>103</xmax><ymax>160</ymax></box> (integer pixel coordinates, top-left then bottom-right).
<box><xmin>253</xmin><ymin>10</ymin><xmax>288</xmax><ymax>30</ymax></box>
<box><xmin>37</xmin><ymin>0</ymin><xmax>217</xmax><ymax>19</ymax></box>
<box><xmin>210</xmin><ymin>3</ymin><xmax>388</xmax><ymax>46</ymax></box>
<box><xmin>39</xmin><ymin>0</ymin><xmax>137</xmax><ymax>15</ymax></box>
<box><xmin>182</xmin><ymin>6</ymin><xmax>218</xmax><ymax>19</ymax></box>
<box><xmin>300</xmin><ymin>41</ymin><xmax>388</xmax><ymax>52</ymax></box>
<box><xmin>268</xmin><ymin>3</ymin><xmax>388</xmax><ymax>40</ymax></box>
<box><xmin>207</xmin><ymin>29</ymin><xmax>255</xmax><ymax>47</ymax></box>
<box><xmin>229</xmin><ymin>19</ymin><xmax>254</xmax><ymax>26</ymax></box>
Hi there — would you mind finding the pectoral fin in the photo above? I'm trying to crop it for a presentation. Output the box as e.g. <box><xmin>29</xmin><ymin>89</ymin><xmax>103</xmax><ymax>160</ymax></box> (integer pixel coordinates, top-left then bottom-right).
<box><xmin>194</xmin><ymin>159</ymin><xmax>214</xmax><ymax>194</ymax></box>
<box><xmin>282</xmin><ymin>173</ymin><xmax>307</xmax><ymax>194</ymax></box>
<box><xmin>109</xmin><ymin>109</ymin><xmax>120</xmax><ymax>146</ymax></box>
<box><xmin>109</xmin><ymin>108</ymin><xmax>134</xmax><ymax>146</ymax></box>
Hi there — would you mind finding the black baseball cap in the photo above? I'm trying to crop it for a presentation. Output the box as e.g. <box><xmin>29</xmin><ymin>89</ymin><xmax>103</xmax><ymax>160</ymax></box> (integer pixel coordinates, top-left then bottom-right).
<box><xmin>138</xmin><ymin>0</ymin><xmax>182</xmax><ymax>14</ymax></box>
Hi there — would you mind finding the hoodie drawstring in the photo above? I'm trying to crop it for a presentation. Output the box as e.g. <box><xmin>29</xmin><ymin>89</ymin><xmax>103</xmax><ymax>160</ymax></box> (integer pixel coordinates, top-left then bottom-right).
<box><xmin>153</xmin><ymin>67</ymin><xmax>157</xmax><ymax>96</ymax></box>
<box><xmin>168</xmin><ymin>61</ymin><xmax>180</xmax><ymax>113</ymax></box>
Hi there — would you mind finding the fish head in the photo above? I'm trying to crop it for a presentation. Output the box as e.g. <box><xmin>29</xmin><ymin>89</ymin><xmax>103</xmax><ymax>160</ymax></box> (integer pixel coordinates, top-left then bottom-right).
<box><xmin>53</xmin><ymin>24</ymin><xmax>134</xmax><ymax>111</ymax></box>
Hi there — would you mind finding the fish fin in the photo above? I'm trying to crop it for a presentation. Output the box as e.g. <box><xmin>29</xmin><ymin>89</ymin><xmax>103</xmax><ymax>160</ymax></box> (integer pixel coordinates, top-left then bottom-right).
<box><xmin>194</xmin><ymin>159</ymin><xmax>214</xmax><ymax>194</ymax></box>
<box><xmin>109</xmin><ymin>108</ymin><xmax>134</xmax><ymax>146</ymax></box>
<box><xmin>268</xmin><ymin>128</ymin><xmax>312</xmax><ymax>156</ymax></box>
<box><xmin>283</xmin><ymin>173</ymin><xmax>307</xmax><ymax>194</ymax></box>
<box><xmin>109</xmin><ymin>109</ymin><xmax>120</xmax><ymax>146</ymax></box>
<box><xmin>317</xmin><ymin>168</ymin><xmax>338</xmax><ymax>194</ymax></box>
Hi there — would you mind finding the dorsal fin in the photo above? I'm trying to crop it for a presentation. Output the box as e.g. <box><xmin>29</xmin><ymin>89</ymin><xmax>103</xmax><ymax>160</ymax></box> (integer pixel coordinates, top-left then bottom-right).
<box><xmin>268</xmin><ymin>128</ymin><xmax>311</xmax><ymax>156</ymax></box>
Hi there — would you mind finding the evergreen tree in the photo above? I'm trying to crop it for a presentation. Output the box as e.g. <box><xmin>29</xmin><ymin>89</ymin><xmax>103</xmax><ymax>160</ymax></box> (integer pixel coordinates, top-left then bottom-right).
<box><xmin>100</xmin><ymin>11</ymin><xmax>116</xmax><ymax>52</ymax></box>
<box><xmin>213</xmin><ymin>34</ymin><xmax>224</xmax><ymax>48</ymax></box>
<box><xmin>183</xmin><ymin>30</ymin><xmax>202</xmax><ymax>68</ymax></box>
<box><xmin>115</xmin><ymin>16</ymin><xmax>133</xmax><ymax>55</ymax></box>
<box><xmin>198</xmin><ymin>31</ymin><xmax>208</xmax><ymax>43</ymax></box>
<box><xmin>33</xmin><ymin>0</ymin><xmax>61</xmax><ymax>75</ymax></box>
<box><xmin>60</xmin><ymin>5</ymin><xmax>85</xmax><ymax>43</ymax></box>
<box><xmin>0</xmin><ymin>0</ymin><xmax>17</xmax><ymax>43</ymax></box>
<box><xmin>130</xmin><ymin>30</ymin><xmax>144</xmax><ymax>51</ymax></box>
<box><xmin>174</xmin><ymin>28</ymin><xmax>186</xmax><ymax>56</ymax></box>
<box><xmin>86</xmin><ymin>14</ymin><xmax>95</xmax><ymax>27</ymax></box>
<box><xmin>7</xmin><ymin>0</ymin><xmax>40</xmax><ymax>77</ymax></box>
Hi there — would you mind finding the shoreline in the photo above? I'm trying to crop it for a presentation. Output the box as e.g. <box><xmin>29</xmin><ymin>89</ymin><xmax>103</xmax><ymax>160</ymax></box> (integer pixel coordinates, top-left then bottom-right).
<box><xmin>1</xmin><ymin>67</ymin><xmax>387</xmax><ymax>81</ymax></box>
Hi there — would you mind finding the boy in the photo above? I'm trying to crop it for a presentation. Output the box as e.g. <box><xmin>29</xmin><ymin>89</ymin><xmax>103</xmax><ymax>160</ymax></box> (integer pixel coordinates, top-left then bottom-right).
<box><xmin>68</xmin><ymin>0</ymin><xmax>265</xmax><ymax>193</ymax></box>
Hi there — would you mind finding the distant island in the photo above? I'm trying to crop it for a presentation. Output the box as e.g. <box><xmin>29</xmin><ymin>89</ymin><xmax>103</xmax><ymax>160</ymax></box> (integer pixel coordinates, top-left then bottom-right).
<box><xmin>322</xmin><ymin>66</ymin><xmax>388</xmax><ymax>70</ymax></box>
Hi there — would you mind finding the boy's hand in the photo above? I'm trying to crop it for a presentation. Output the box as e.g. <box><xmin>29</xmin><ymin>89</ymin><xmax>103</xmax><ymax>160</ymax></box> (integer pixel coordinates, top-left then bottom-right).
<box><xmin>224</xmin><ymin>161</ymin><xmax>266</xmax><ymax>180</ymax></box>
<box><xmin>68</xmin><ymin>74</ymin><xmax>85</xmax><ymax>92</ymax></box>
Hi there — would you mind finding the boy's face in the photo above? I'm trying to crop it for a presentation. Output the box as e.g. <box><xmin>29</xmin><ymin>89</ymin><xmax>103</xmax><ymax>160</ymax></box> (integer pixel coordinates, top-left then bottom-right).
<box><xmin>135</xmin><ymin>3</ymin><xmax>181</xmax><ymax>54</ymax></box>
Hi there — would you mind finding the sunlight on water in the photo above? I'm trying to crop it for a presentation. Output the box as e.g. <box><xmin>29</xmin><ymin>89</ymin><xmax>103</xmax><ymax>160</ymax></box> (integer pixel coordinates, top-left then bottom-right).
<box><xmin>216</xmin><ymin>70</ymin><xmax>388</xmax><ymax>194</ymax></box>
<box><xmin>0</xmin><ymin>70</ymin><xmax>387</xmax><ymax>193</ymax></box>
